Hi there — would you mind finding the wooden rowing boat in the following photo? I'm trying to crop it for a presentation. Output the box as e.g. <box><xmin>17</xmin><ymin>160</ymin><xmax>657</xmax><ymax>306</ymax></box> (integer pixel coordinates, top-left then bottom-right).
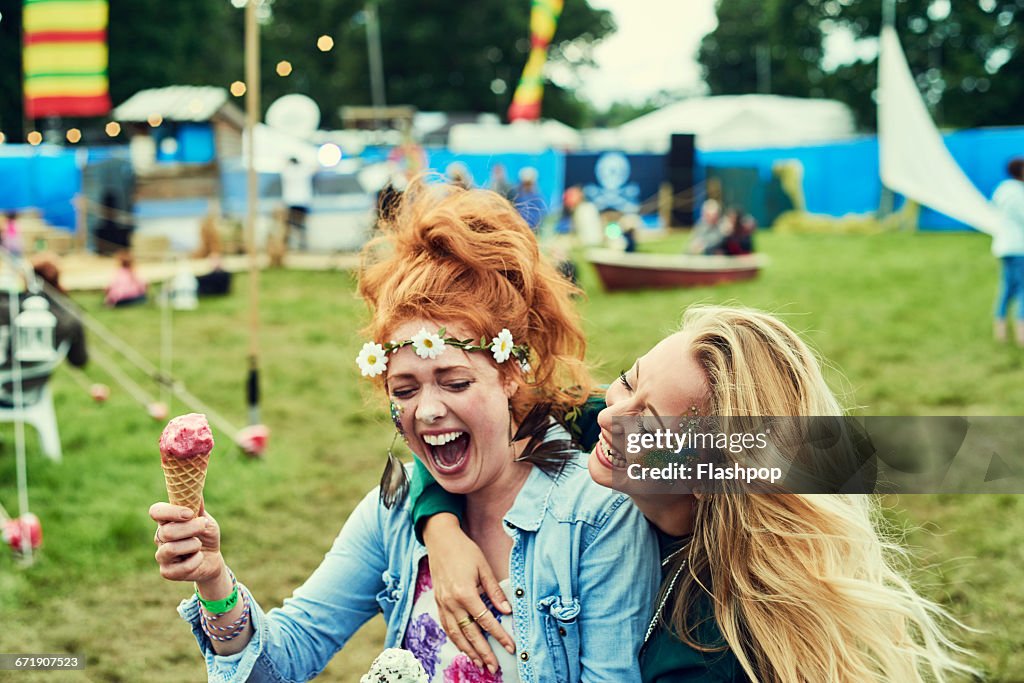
<box><xmin>587</xmin><ymin>249</ymin><xmax>764</xmax><ymax>291</ymax></box>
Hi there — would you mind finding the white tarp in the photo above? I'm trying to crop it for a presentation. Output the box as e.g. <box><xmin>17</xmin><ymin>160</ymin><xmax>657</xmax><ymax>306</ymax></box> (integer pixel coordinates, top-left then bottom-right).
<box><xmin>878</xmin><ymin>25</ymin><xmax>1003</xmax><ymax>234</ymax></box>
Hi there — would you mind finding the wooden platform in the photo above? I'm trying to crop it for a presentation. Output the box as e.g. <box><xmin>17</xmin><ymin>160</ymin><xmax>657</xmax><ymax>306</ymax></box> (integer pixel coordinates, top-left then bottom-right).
<box><xmin>54</xmin><ymin>251</ymin><xmax>362</xmax><ymax>292</ymax></box>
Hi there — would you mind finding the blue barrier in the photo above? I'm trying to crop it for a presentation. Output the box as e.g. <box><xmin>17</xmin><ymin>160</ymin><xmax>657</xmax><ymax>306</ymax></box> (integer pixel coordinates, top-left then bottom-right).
<box><xmin>698</xmin><ymin>126</ymin><xmax>1024</xmax><ymax>231</ymax></box>
<box><xmin>0</xmin><ymin>146</ymin><xmax>81</xmax><ymax>230</ymax></box>
<box><xmin>424</xmin><ymin>149</ymin><xmax>565</xmax><ymax>220</ymax></box>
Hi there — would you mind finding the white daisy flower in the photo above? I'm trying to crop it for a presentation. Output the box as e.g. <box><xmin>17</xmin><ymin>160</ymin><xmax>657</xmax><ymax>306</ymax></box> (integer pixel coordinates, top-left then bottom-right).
<box><xmin>411</xmin><ymin>328</ymin><xmax>446</xmax><ymax>359</ymax></box>
<box><xmin>491</xmin><ymin>328</ymin><xmax>515</xmax><ymax>363</ymax></box>
<box><xmin>356</xmin><ymin>342</ymin><xmax>389</xmax><ymax>377</ymax></box>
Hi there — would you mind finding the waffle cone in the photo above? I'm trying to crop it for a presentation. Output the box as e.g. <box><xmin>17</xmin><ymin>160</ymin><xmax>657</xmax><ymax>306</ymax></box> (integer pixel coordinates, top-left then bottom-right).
<box><xmin>161</xmin><ymin>452</ymin><xmax>210</xmax><ymax>515</ymax></box>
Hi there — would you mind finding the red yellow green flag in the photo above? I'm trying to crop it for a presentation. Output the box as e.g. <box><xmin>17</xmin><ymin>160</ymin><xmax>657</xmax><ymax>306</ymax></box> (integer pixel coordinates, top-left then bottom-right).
<box><xmin>507</xmin><ymin>0</ymin><xmax>563</xmax><ymax>122</ymax></box>
<box><xmin>22</xmin><ymin>0</ymin><xmax>111</xmax><ymax>118</ymax></box>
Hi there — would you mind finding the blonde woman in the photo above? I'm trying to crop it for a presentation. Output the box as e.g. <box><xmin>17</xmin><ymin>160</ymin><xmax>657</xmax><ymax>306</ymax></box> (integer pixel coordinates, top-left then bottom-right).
<box><xmin>414</xmin><ymin>305</ymin><xmax>974</xmax><ymax>682</ymax></box>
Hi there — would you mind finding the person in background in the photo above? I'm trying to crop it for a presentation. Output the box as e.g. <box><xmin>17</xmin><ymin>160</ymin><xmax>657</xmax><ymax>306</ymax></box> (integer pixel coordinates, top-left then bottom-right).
<box><xmin>104</xmin><ymin>249</ymin><xmax>147</xmax><ymax>307</ymax></box>
<box><xmin>514</xmin><ymin>167</ymin><xmax>547</xmax><ymax>233</ymax></box>
<box><xmin>487</xmin><ymin>163</ymin><xmax>516</xmax><ymax>202</ymax></box>
<box><xmin>0</xmin><ymin>254</ymin><xmax>88</xmax><ymax>370</ymax></box>
<box><xmin>991</xmin><ymin>157</ymin><xmax>1024</xmax><ymax>344</ymax></box>
<box><xmin>620</xmin><ymin>214</ymin><xmax>640</xmax><ymax>253</ymax></box>
<box><xmin>196</xmin><ymin>253</ymin><xmax>232</xmax><ymax>297</ymax></box>
<box><xmin>722</xmin><ymin>209</ymin><xmax>756</xmax><ymax>256</ymax></box>
<box><xmin>2</xmin><ymin>210</ymin><xmax>23</xmax><ymax>257</ymax></box>
<box><xmin>281</xmin><ymin>157</ymin><xmax>314</xmax><ymax>251</ymax></box>
<box><xmin>29</xmin><ymin>255</ymin><xmax>87</xmax><ymax>367</ymax></box>
<box><xmin>193</xmin><ymin>198</ymin><xmax>224</xmax><ymax>259</ymax></box>
<box><xmin>562</xmin><ymin>186</ymin><xmax>603</xmax><ymax>248</ymax></box>
<box><xmin>687</xmin><ymin>199</ymin><xmax>724</xmax><ymax>255</ymax></box>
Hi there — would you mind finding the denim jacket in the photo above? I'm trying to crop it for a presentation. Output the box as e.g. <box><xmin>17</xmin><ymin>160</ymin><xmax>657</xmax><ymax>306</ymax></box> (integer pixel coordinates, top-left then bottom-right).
<box><xmin>178</xmin><ymin>430</ymin><xmax>660</xmax><ymax>683</ymax></box>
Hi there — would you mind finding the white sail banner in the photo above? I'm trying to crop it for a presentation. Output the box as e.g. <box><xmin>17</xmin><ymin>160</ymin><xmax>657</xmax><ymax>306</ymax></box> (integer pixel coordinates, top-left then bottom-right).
<box><xmin>878</xmin><ymin>26</ymin><xmax>1003</xmax><ymax>234</ymax></box>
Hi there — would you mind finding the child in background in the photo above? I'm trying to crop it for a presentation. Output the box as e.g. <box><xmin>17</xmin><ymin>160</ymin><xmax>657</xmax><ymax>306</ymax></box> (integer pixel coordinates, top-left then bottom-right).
<box><xmin>104</xmin><ymin>249</ymin><xmax>147</xmax><ymax>307</ymax></box>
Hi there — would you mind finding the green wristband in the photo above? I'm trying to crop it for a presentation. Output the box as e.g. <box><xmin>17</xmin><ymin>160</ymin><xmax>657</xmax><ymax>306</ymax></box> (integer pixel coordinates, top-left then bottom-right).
<box><xmin>195</xmin><ymin>573</ymin><xmax>239</xmax><ymax>614</ymax></box>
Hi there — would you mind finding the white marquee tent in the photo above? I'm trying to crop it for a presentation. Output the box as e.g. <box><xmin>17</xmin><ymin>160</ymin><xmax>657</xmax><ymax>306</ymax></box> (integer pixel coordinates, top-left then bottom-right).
<box><xmin>615</xmin><ymin>95</ymin><xmax>858</xmax><ymax>152</ymax></box>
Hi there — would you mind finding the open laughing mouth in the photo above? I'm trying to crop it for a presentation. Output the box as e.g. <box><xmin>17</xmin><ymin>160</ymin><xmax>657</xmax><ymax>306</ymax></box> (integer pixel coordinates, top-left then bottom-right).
<box><xmin>596</xmin><ymin>433</ymin><xmax>628</xmax><ymax>469</ymax></box>
<box><xmin>422</xmin><ymin>431</ymin><xmax>471</xmax><ymax>474</ymax></box>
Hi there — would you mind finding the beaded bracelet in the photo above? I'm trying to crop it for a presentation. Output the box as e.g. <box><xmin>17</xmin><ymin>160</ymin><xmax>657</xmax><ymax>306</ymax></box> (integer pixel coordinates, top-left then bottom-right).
<box><xmin>200</xmin><ymin>590</ymin><xmax>251</xmax><ymax>642</ymax></box>
<box><xmin>195</xmin><ymin>569</ymin><xmax>239</xmax><ymax>615</ymax></box>
<box><xmin>204</xmin><ymin>590</ymin><xmax>250</xmax><ymax>631</ymax></box>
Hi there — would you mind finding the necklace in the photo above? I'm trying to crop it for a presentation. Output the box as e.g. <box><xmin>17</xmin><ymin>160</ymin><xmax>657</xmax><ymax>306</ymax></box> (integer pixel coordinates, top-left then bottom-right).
<box><xmin>644</xmin><ymin>544</ymin><xmax>690</xmax><ymax>645</ymax></box>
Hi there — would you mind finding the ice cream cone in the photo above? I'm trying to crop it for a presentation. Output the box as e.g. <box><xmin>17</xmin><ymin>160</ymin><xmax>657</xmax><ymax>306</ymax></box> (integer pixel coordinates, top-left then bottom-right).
<box><xmin>161</xmin><ymin>451</ymin><xmax>210</xmax><ymax>515</ymax></box>
<box><xmin>159</xmin><ymin>413</ymin><xmax>215</xmax><ymax>515</ymax></box>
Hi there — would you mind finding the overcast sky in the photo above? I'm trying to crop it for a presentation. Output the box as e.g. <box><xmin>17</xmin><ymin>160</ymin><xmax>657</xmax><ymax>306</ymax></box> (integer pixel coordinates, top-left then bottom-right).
<box><xmin>578</xmin><ymin>0</ymin><xmax>719</xmax><ymax>108</ymax></box>
<box><xmin>577</xmin><ymin>0</ymin><xmax>872</xmax><ymax>109</ymax></box>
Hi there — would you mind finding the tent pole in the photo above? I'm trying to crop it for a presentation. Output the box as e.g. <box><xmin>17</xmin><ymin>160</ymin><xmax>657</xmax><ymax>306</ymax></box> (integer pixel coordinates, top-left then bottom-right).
<box><xmin>882</xmin><ymin>0</ymin><xmax>896</xmax><ymax>29</ymax></box>
<box><xmin>245</xmin><ymin>0</ymin><xmax>261</xmax><ymax>426</ymax></box>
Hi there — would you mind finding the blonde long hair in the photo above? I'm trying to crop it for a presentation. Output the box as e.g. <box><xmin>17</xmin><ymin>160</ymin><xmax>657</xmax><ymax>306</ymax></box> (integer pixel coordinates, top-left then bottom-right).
<box><xmin>669</xmin><ymin>305</ymin><xmax>973</xmax><ymax>682</ymax></box>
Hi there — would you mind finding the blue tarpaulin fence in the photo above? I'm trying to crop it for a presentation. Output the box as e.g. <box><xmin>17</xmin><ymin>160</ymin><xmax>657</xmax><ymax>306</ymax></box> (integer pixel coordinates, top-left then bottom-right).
<box><xmin>2</xmin><ymin>125</ymin><xmax>1022</xmax><ymax>234</ymax></box>
<box><xmin>0</xmin><ymin>147</ymin><xmax>82</xmax><ymax>230</ymax></box>
<box><xmin>697</xmin><ymin>125</ymin><xmax>1024</xmax><ymax>230</ymax></box>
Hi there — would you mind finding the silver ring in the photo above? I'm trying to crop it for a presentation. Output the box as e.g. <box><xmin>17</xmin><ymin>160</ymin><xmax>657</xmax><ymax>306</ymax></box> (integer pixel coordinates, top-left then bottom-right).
<box><xmin>154</xmin><ymin>526</ymin><xmax>165</xmax><ymax>545</ymax></box>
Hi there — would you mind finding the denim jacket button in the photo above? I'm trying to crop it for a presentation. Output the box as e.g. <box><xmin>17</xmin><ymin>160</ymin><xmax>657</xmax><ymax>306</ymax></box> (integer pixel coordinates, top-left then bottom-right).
<box><xmin>520</xmin><ymin>652</ymin><xmax>529</xmax><ymax>662</ymax></box>
<box><xmin>514</xmin><ymin>588</ymin><xmax>524</xmax><ymax>598</ymax></box>
<box><xmin>558</xmin><ymin>627</ymin><xmax>567</xmax><ymax>637</ymax></box>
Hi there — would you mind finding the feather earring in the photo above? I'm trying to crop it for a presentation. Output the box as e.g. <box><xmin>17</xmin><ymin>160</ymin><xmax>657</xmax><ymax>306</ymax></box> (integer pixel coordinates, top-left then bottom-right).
<box><xmin>379</xmin><ymin>431</ymin><xmax>410</xmax><ymax>509</ymax></box>
<box><xmin>507</xmin><ymin>400</ymin><xmax>514</xmax><ymax>446</ymax></box>
<box><xmin>380</xmin><ymin>402</ymin><xmax>409</xmax><ymax>508</ymax></box>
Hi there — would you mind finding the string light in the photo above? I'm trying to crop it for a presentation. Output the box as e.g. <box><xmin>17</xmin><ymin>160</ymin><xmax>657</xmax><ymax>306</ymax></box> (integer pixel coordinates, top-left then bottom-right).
<box><xmin>230</xmin><ymin>80</ymin><xmax>247</xmax><ymax>97</ymax></box>
<box><xmin>148</xmin><ymin>113</ymin><xmax>163</xmax><ymax>127</ymax></box>
<box><xmin>276</xmin><ymin>60</ymin><xmax>292</xmax><ymax>77</ymax></box>
<box><xmin>27</xmin><ymin>131</ymin><xmax>42</xmax><ymax>145</ymax></box>
<box><xmin>66</xmin><ymin>128</ymin><xmax>82</xmax><ymax>144</ymax></box>
<box><xmin>317</xmin><ymin>35</ymin><xmax>334</xmax><ymax>52</ymax></box>
<box><xmin>105</xmin><ymin>121</ymin><xmax>121</xmax><ymax>137</ymax></box>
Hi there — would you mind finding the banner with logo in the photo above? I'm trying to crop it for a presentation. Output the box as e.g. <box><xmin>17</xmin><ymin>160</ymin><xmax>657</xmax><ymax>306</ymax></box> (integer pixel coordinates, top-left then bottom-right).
<box><xmin>563</xmin><ymin>152</ymin><xmax>666</xmax><ymax>218</ymax></box>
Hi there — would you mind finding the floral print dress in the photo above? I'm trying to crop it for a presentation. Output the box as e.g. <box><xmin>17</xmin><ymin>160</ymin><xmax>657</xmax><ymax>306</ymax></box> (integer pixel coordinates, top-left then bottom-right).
<box><xmin>403</xmin><ymin>556</ymin><xmax>521</xmax><ymax>683</ymax></box>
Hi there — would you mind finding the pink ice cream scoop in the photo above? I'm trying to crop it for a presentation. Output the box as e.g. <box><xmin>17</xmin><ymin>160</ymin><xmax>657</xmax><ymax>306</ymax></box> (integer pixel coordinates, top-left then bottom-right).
<box><xmin>159</xmin><ymin>414</ymin><xmax>214</xmax><ymax>515</ymax></box>
<box><xmin>159</xmin><ymin>413</ymin><xmax>215</xmax><ymax>461</ymax></box>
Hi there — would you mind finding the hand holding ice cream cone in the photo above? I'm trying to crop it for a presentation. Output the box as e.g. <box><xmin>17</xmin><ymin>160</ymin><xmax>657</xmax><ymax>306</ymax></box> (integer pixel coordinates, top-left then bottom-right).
<box><xmin>149</xmin><ymin>501</ymin><xmax>225</xmax><ymax>584</ymax></box>
<box><xmin>152</xmin><ymin>414</ymin><xmax>224</xmax><ymax>583</ymax></box>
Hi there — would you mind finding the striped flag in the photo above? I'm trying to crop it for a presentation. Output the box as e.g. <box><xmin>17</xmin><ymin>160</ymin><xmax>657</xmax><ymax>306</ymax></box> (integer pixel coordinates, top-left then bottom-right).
<box><xmin>507</xmin><ymin>0</ymin><xmax>563</xmax><ymax>122</ymax></box>
<box><xmin>23</xmin><ymin>0</ymin><xmax>111</xmax><ymax>119</ymax></box>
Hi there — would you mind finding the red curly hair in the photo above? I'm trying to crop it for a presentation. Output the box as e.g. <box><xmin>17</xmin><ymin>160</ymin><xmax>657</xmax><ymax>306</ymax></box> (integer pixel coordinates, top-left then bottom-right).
<box><xmin>358</xmin><ymin>178</ymin><xmax>593</xmax><ymax>422</ymax></box>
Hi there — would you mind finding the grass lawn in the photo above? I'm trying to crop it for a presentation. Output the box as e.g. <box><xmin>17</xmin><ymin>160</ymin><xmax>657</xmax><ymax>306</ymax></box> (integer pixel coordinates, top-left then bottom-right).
<box><xmin>1</xmin><ymin>229</ymin><xmax>1021</xmax><ymax>681</ymax></box>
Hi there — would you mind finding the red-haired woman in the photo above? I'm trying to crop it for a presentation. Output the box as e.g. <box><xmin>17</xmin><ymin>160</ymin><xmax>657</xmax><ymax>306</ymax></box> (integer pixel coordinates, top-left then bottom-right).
<box><xmin>148</xmin><ymin>180</ymin><xmax>659</xmax><ymax>682</ymax></box>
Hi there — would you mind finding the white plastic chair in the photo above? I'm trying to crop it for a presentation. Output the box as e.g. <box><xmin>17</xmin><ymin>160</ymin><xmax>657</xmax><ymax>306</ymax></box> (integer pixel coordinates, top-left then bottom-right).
<box><xmin>0</xmin><ymin>338</ymin><xmax>70</xmax><ymax>463</ymax></box>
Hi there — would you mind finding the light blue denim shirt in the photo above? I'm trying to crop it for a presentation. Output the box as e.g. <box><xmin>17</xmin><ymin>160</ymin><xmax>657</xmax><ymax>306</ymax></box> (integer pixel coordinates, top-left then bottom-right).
<box><xmin>178</xmin><ymin>430</ymin><xmax>660</xmax><ymax>683</ymax></box>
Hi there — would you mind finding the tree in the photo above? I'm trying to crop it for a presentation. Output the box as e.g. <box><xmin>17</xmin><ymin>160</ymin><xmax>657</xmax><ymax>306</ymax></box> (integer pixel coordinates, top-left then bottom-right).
<box><xmin>698</xmin><ymin>0</ymin><xmax>826</xmax><ymax>98</ymax></box>
<box><xmin>0</xmin><ymin>0</ymin><xmax>613</xmax><ymax>138</ymax></box>
<box><xmin>824</xmin><ymin>0</ymin><xmax>1024</xmax><ymax>129</ymax></box>
<box><xmin>697</xmin><ymin>0</ymin><xmax>1024</xmax><ymax>131</ymax></box>
<box><xmin>0</xmin><ymin>0</ymin><xmax>24</xmax><ymax>140</ymax></box>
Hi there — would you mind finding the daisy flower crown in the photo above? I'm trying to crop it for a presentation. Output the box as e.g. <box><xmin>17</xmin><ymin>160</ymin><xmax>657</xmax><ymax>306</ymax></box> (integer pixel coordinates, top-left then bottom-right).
<box><xmin>356</xmin><ymin>326</ymin><xmax>530</xmax><ymax>378</ymax></box>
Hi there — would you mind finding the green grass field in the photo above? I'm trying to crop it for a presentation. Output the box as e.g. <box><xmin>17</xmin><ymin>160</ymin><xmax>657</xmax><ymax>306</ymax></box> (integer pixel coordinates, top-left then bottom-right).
<box><xmin>1</xmin><ymin>230</ymin><xmax>1021</xmax><ymax>681</ymax></box>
